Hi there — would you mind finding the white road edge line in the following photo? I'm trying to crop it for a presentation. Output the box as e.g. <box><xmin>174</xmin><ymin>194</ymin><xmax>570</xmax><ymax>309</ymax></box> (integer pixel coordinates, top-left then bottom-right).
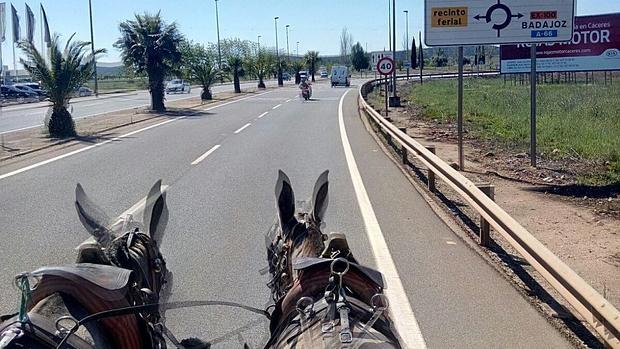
<box><xmin>337</xmin><ymin>88</ymin><xmax>427</xmax><ymax>349</ymax></box>
<box><xmin>0</xmin><ymin>90</ymin><xmax>274</xmax><ymax>181</ymax></box>
<box><xmin>234</xmin><ymin>123</ymin><xmax>252</xmax><ymax>134</ymax></box>
<box><xmin>272</xmin><ymin>104</ymin><xmax>281</xmax><ymax>110</ymax></box>
<box><xmin>191</xmin><ymin>144</ymin><xmax>221</xmax><ymax>165</ymax></box>
<box><xmin>77</xmin><ymin>184</ymin><xmax>170</xmax><ymax>249</ymax></box>
<box><xmin>285</xmin><ymin>99</ymin><xmax>292</xmax><ymax>103</ymax></box>
<box><xmin>258</xmin><ymin>112</ymin><xmax>269</xmax><ymax>119</ymax></box>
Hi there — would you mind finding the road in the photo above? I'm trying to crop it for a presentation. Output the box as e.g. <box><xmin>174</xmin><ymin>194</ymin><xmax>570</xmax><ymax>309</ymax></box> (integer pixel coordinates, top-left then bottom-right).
<box><xmin>0</xmin><ymin>79</ymin><xmax>283</xmax><ymax>135</ymax></box>
<box><xmin>0</xmin><ymin>80</ymin><xmax>572</xmax><ymax>348</ymax></box>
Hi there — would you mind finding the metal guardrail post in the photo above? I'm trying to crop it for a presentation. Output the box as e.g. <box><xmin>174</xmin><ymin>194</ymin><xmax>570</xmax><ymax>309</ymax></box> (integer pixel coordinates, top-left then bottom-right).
<box><xmin>476</xmin><ymin>183</ymin><xmax>495</xmax><ymax>247</ymax></box>
<box><xmin>425</xmin><ymin>145</ymin><xmax>436</xmax><ymax>192</ymax></box>
<box><xmin>399</xmin><ymin>127</ymin><xmax>408</xmax><ymax>164</ymax></box>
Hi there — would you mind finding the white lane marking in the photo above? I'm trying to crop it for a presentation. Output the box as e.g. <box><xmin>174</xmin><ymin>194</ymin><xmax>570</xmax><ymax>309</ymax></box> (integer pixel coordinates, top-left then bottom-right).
<box><xmin>0</xmin><ymin>90</ymin><xmax>274</xmax><ymax>181</ymax></box>
<box><xmin>0</xmin><ymin>124</ymin><xmax>41</xmax><ymax>135</ymax></box>
<box><xmin>191</xmin><ymin>144</ymin><xmax>220</xmax><ymax>165</ymax></box>
<box><xmin>272</xmin><ymin>104</ymin><xmax>281</xmax><ymax>110</ymax></box>
<box><xmin>77</xmin><ymin>184</ymin><xmax>170</xmax><ymax>248</ymax></box>
<box><xmin>258</xmin><ymin>112</ymin><xmax>268</xmax><ymax>119</ymax></box>
<box><xmin>337</xmin><ymin>89</ymin><xmax>427</xmax><ymax>348</ymax></box>
<box><xmin>234</xmin><ymin>123</ymin><xmax>251</xmax><ymax>134</ymax></box>
<box><xmin>446</xmin><ymin>241</ymin><xmax>457</xmax><ymax>245</ymax></box>
<box><xmin>285</xmin><ymin>99</ymin><xmax>292</xmax><ymax>103</ymax></box>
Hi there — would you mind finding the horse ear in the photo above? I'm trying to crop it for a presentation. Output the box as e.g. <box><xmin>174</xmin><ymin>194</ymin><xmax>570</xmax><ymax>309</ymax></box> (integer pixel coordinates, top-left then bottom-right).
<box><xmin>275</xmin><ymin>170</ymin><xmax>295</xmax><ymax>229</ymax></box>
<box><xmin>75</xmin><ymin>183</ymin><xmax>112</xmax><ymax>246</ymax></box>
<box><xmin>143</xmin><ymin>180</ymin><xmax>168</xmax><ymax>243</ymax></box>
<box><xmin>311</xmin><ymin>170</ymin><xmax>329</xmax><ymax>223</ymax></box>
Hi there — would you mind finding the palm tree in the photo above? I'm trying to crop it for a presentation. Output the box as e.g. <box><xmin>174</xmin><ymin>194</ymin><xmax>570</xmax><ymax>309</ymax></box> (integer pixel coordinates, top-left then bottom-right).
<box><xmin>291</xmin><ymin>60</ymin><xmax>304</xmax><ymax>84</ymax></box>
<box><xmin>115</xmin><ymin>12</ymin><xmax>183</xmax><ymax>111</ymax></box>
<box><xmin>190</xmin><ymin>60</ymin><xmax>221</xmax><ymax>100</ymax></box>
<box><xmin>19</xmin><ymin>35</ymin><xmax>104</xmax><ymax>138</ymax></box>
<box><xmin>224</xmin><ymin>56</ymin><xmax>244</xmax><ymax>93</ymax></box>
<box><xmin>304</xmin><ymin>51</ymin><xmax>320</xmax><ymax>82</ymax></box>
<box><xmin>247</xmin><ymin>51</ymin><xmax>274</xmax><ymax>88</ymax></box>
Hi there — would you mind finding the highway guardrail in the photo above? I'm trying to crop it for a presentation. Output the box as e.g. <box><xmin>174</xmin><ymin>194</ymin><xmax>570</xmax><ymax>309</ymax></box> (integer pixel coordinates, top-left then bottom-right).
<box><xmin>358</xmin><ymin>78</ymin><xmax>620</xmax><ymax>348</ymax></box>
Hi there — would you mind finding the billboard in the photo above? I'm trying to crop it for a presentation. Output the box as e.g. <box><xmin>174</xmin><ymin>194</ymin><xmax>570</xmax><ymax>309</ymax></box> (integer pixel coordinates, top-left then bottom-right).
<box><xmin>424</xmin><ymin>0</ymin><xmax>574</xmax><ymax>46</ymax></box>
<box><xmin>501</xmin><ymin>13</ymin><xmax>620</xmax><ymax>73</ymax></box>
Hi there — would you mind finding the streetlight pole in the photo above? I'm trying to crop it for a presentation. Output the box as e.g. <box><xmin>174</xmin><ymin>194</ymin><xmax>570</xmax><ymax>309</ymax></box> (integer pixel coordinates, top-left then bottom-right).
<box><xmin>88</xmin><ymin>0</ymin><xmax>98</xmax><ymax>96</ymax></box>
<box><xmin>296</xmin><ymin>41</ymin><xmax>299</xmax><ymax>57</ymax></box>
<box><xmin>404</xmin><ymin>10</ymin><xmax>409</xmax><ymax>80</ymax></box>
<box><xmin>275</xmin><ymin>16</ymin><xmax>283</xmax><ymax>86</ymax></box>
<box><xmin>215</xmin><ymin>0</ymin><xmax>222</xmax><ymax>71</ymax></box>
<box><xmin>257</xmin><ymin>35</ymin><xmax>261</xmax><ymax>54</ymax></box>
<box><xmin>285</xmin><ymin>24</ymin><xmax>290</xmax><ymax>61</ymax></box>
<box><xmin>390</xmin><ymin>0</ymin><xmax>400</xmax><ymax>106</ymax></box>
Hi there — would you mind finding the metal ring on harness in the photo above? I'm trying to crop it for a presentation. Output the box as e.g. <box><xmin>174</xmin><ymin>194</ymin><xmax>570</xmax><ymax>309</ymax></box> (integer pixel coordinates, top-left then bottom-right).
<box><xmin>370</xmin><ymin>293</ymin><xmax>389</xmax><ymax>311</ymax></box>
<box><xmin>329</xmin><ymin>258</ymin><xmax>350</xmax><ymax>276</ymax></box>
<box><xmin>54</xmin><ymin>315</ymin><xmax>78</xmax><ymax>336</ymax></box>
<box><xmin>296</xmin><ymin>296</ymin><xmax>314</xmax><ymax>316</ymax></box>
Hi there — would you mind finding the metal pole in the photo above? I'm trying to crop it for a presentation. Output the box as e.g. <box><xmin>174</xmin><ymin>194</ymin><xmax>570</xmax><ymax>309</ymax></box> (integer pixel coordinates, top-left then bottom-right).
<box><xmin>88</xmin><ymin>0</ymin><xmax>99</xmax><ymax>96</ymax></box>
<box><xmin>275</xmin><ymin>16</ymin><xmax>282</xmax><ymax>86</ymax></box>
<box><xmin>390</xmin><ymin>0</ymin><xmax>399</xmax><ymax>106</ymax></box>
<box><xmin>296</xmin><ymin>41</ymin><xmax>299</xmax><ymax>56</ymax></box>
<box><xmin>457</xmin><ymin>46</ymin><xmax>464</xmax><ymax>170</ymax></box>
<box><xmin>530</xmin><ymin>45</ymin><xmax>537</xmax><ymax>167</ymax></box>
<box><xmin>215</xmin><ymin>0</ymin><xmax>222</xmax><ymax>70</ymax></box>
<box><xmin>385</xmin><ymin>76</ymin><xmax>389</xmax><ymax>117</ymax></box>
<box><xmin>388</xmin><ymin>0</ymin><xmax>391</xmax><ymax>51</ymax></box>
<box><xmin>404</xmin><ymin>10</ymin><xmax>409</xmax><ymax>80</ymax></box>
<box><xmin>419</xmin><ymin>31</ymin><xmax>423</xmax><ymax>84</ymax></box>
<box><xmin>257</xmin><ymin>35</ymin><xmax>261</xmax><ymax>54</ymax></box>
<box><xmin>285</xmin><ymin>24</ymin><xmax>290</xmax><ymax>61</ymax></box>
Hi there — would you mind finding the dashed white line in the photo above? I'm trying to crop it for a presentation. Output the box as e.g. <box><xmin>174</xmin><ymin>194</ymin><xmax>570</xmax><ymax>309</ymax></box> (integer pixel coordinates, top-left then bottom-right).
<box><xmin>285</xmin><ymin>99</ymin><xmax>292</xmax><ymax>103</ymax></box>
<box><xmin>191</xmin><ymin>144</ymin><xmax>221</xmax><ymax>165</ymax></box>
<box><xmin>0</xmin><ymin>90</ymin><xmax>274</xmax><ymax>181</ymax></box>
<box><xmin>272</xmin><ymin>104</ymin><xmax>281</xmax><ymax>110</ymax></box>
<box><xmin>337</xmin><ymin>88</ymin><xmax>427</xmax><ymax>349</ymax></box>
<box><xmin>234</xmin><ymin>123</ymin><xmax>251</xmax><ymax>134</ymax></box>
<box><xmin>258</xmin><ymin>112</ymin><xmax>269</xmax><ymax>119</ymax></box>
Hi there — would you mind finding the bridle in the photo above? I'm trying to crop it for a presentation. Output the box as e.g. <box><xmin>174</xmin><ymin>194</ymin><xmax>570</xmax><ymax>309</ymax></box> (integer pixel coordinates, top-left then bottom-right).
<box><xmin>267</xmin><ymin>212</ymin><xmax>325</xmax><ymax>303</ymax></box>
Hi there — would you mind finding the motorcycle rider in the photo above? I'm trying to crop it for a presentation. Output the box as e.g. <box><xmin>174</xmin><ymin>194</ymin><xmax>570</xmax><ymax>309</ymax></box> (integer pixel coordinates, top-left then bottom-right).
<box><xmin>299</xmin><ymin>77</ymin><xmax>312</xmax><ymax>99</ymax></box>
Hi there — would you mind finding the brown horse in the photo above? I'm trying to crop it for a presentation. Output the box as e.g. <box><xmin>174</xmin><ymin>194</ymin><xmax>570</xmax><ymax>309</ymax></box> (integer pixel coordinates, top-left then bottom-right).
<box><xmin>265</xmin><ymin>170</ymin><xmax>403</xmax><ymax>348</ymax></box>
<box><xmin>0</xmin><ymin>181</ymin><xmax>170</xmax><ymax>349</ymax></box>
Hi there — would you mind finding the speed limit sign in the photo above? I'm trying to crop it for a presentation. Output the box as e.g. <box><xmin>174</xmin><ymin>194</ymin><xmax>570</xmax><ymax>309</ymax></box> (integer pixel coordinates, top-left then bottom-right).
<box><xmin>376</xmin><ymin>56</ymin><xmax>395</xmax><ymax>76</ymax></box>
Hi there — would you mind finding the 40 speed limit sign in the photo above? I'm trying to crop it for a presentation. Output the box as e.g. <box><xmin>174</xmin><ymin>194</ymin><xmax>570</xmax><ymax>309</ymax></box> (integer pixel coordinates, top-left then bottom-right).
<box><xmin>376</xmin><ymin>56</ymin><xmax>395</xmax><ymax>75</ymax></box>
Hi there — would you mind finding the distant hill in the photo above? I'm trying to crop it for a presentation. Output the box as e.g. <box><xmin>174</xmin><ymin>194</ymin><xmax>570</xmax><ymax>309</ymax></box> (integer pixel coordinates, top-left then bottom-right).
<box><xmin>96</xmin><ymin>62</ymin><xmax>125</xmax><ymax>77</ymax></box>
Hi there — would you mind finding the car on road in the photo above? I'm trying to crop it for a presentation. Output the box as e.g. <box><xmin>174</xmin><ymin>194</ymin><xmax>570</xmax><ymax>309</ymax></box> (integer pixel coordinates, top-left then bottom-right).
<box><xmin>75</xmin><ymin>86</ymin><xmax>94</xmax><ymax>97</ymax></box>
<box><xmin>331</xmin><ymin>65</ymin><xmax>350</xmax><ymax>87</ymax></box>
<box><xmin>166</xmin><ymin>79</ymin><xmax>191</xmax><ymax>94</ymax></box>
<box><xmin>298</xmin><ymin>71</ymin><xmax>308</xmax><ymax>81</ymax></box>
<box><xmin>1</xmin><ymin>85</ymin><xmax>39</xmax><ymax>103</ymax></box>
<box><xmin>320</xmin><ymin>71</ymin><xmax>328</xmax><ymax>78</ymax></box>
<box><xmin>15</xmin><ymin>84</ymin><xmax>47</xmax><ymax>101</ymax></box>
<box><xmin>282</xmin><ymin>72</ymin><xmax>291</xmax><ymax>81</ymax></box>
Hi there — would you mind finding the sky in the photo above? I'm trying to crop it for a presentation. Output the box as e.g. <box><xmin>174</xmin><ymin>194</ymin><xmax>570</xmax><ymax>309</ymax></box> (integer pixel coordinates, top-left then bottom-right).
<box><xmin>1</xmin><ymin>0</ymin><xmax>619</xmax><ymax>65</ymax></box>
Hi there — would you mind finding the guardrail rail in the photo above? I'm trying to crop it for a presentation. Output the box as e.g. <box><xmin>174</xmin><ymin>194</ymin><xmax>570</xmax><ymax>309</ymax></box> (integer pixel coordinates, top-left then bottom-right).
<box><xmin>358</xmin><ymin>78</ymin><xmax>620</xmax><ymax>348</ymax></box>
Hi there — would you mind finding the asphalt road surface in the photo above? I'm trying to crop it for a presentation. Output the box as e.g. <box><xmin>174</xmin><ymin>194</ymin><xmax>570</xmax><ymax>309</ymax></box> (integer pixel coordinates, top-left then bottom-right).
<box><xmin>0</xmin><ymin>80</ymin><xmax>572</xmax><ymax>348</ymax></box>
<box><xmin>0</xmin><ymin>79</ymin><xmax>283</xmax><ymax>135</ymax></box>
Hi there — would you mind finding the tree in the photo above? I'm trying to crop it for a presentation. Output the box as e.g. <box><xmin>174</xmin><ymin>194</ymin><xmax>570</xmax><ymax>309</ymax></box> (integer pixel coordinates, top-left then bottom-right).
<box><xmin>339</xmin><ymin>27</ymin><xmax>353</xmax><ymax>64</ymax></box>
<box><xmin>19</xmin><ymin>35</ymin><xmax>104</xmax><ymax>138</ymax></box>
<box><xmin>224</xmin><ymin>55</ymin><xmax>244</xmax><ymax>93</ymax></box>
<box><xmin>115</xmin><ymin>12</ymin><xmax>183</xmax><ymax>112</ymax></box>
<box><xmin>247</xmin><ymin>51</ymin><xmax>275</xmax><ymax>88</ymax></box>
<box><xmin>291</xmin><ymin>60</ymin><xmax>304</xmax><ymax>84</ymax></box>
<box><xmin>431</xmin><ymin>48</ymin><xmax>448</xmax><ymax>67</ymax></box>
<box><xmin>350</xmin><ymin>42</ymin><xmax>369</xmax><ymax>73</ymax></box>
<box><xmin>180</xmin><ymin>41</ymin><xmax>220</xmax><ymax>100</ymax></box>
<box><xmin>304</xmin><ymin>51</ymin><xmax>320</xmax><ymax>82</ymax></box>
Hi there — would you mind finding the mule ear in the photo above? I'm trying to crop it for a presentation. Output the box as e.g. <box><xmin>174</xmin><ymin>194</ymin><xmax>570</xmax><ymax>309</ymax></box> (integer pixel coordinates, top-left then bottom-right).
<box><xmin>75</xmin><ymin>183</ymin><xmax>112</xmax><ymax>246</ymax></box>
<box><xmin>311</xmin><ymin>170</ymin><xmax>329</xmax><ymax>223</ymax></box>
<box><xmin>275</xmin><ymin>170</ymin><xmax>295</xmax><ymax>229</ymax></box>
<box><xmin>143</xmin><ymin>180</ymin><xmax>168</xmax><ymax>244</ymax></box>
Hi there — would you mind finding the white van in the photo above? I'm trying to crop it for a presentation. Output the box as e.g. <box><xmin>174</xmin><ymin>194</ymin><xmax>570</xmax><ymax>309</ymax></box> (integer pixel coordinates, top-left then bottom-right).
<box><xmin>330</xmin><ymin>66</ymin><xmax>350</xmax><ymax>87</ymax></box>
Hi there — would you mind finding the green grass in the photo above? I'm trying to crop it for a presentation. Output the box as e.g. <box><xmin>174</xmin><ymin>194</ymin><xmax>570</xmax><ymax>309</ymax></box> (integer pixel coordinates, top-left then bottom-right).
<box><xmin>85</xmin><ymin>78</ymin><xmax>148</xmax><ymax>92</ymax></box>
<box><xmin>404</xmin><ymin>77</ymin><xmax>620</xmax><ymax>184</ymax></box>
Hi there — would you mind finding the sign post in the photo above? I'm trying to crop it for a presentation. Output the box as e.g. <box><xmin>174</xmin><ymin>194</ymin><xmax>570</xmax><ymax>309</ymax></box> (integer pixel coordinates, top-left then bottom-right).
<box><xmin>425</xmin><ymin>0</ymin><xmax>574</xmax><ymax>169</ymax></box>
<box><xmin>377</xmin><ymin>56</ymin><xmax>396</xmax><ymax>118</ymax></box>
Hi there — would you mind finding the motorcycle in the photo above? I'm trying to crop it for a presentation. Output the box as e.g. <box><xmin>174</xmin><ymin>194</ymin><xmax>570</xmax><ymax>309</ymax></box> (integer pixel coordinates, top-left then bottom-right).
<box><xmin>299</xmin><ymin>84</ymin><xmax>312</xmax><ymax>100</ymax></box>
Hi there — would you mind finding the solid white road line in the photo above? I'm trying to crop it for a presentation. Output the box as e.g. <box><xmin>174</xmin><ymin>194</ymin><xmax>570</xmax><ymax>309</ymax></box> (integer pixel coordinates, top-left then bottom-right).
<box><xmin>234</xmin><ymin>123</ymin><xmax>251</xmax><ymax>134</ymax></box>
<box><xmin>285</xmin><ymin>99</ymin><xmax>292</xmax><ymax>103</ymax></box>
<box><xmin>77</xmin><ymin>184</ymin><xmax>170</xmax><ymax>248</ymax></box>
<box><xmin>0</xmin><ymin>90</ymin><xmax>274</xmax><ymax>181</ymax></box>
<box><xmin>337</xmin><ymin>89</ymin><xmax>427</xmax><ymax>348</ymax></box>
<box><xmin>191</xmin><ymin>144</ymin><xmax>221</xmax><ymax>165</ymax></box>
<box><xmin>258</xmin><ymin>112</ymin><xmax>269</xmax><ymax>119</ymax></box>
<box><xmin>272</xmin><ymin>104</ymin><xmax>281</xmax><ymax>109</ymax></box>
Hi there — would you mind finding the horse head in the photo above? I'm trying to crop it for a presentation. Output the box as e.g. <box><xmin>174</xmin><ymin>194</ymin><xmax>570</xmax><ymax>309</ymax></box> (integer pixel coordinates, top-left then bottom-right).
<box><xmin>266</xmin><ymin>170</ymin><xmax>329</xmax><ymax>302</ymax></box>
<box><xmin>74</xmin><ymin>180</ymin><xmax>170</xmax><ymax>308</ymax></box>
